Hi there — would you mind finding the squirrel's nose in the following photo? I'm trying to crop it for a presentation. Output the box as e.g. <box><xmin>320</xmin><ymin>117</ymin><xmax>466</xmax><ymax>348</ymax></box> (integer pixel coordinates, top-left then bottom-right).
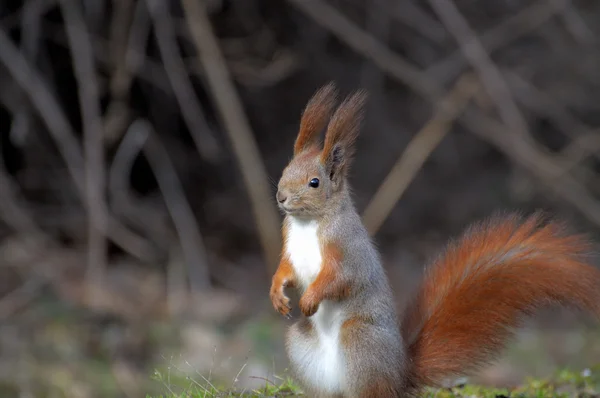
<box><xmin>276</xmin><ymin>191</ymin><xmax>288</xmax><ymax>204</ymax></box>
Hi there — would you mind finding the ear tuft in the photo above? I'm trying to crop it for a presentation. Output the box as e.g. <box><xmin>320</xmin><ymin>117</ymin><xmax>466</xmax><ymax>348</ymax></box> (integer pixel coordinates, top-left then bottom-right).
<box><xmin>294</xmin><ymin>82</ymin><xmax>339</xmax><ymax>155</ymax></box>
<box><xmin>320</xmin><ymin>89</ymin><xmax>368</xmax><ymax>175</ymax></box>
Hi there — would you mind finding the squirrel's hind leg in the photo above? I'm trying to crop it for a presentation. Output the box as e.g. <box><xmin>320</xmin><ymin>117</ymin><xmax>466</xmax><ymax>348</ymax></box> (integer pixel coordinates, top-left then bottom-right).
<box><xmin>285</xmin><ymin>318</ymin><xmax>346</xmax><ymax>397</ymax></box>
<box><xmin>340</xmin><ymin>316</ymin><xmax>405</xmax><ymax>397</ymax></box>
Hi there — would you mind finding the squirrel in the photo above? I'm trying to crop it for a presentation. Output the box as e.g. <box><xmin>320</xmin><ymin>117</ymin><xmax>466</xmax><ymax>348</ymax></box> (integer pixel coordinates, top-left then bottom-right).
<box><xmin>269</xmin><ymin>82</ymin><xmax>600</xmax><ymax>398</ymax></box>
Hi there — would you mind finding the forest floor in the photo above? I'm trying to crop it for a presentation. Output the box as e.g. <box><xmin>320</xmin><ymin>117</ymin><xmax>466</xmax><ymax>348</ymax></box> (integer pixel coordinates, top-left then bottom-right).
<box><xmin>149</xmin><ymin>366</ymin><xmax>600</xmax><ymax>397</ymax></box>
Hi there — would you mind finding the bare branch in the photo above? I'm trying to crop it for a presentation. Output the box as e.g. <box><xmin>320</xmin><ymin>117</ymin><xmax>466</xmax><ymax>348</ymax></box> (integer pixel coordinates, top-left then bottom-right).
<box><xmin>551</xmin><ymin>0</ymin><xmax>595</xmax><ymax>45</ymax></box>
<box><xmin>288</xmin><ymin>0</ymin><xmax>600</xmax><ymax>229</ymax></box>
<box><xmin>127</xmin><ymin>119</ymin><xmax>211</xmax><ymax>292</ymax></box>
<box><xmin>360</xmin><ymin>0</ymin><xmax>392</xmax><ymax>96</ymax></box>
<box><xmin>10</xmin><ymin>0</ymin><xmax>46</xmax><ymax>147</ymax></box>
<box><xmin>463</xmin><ymin>109</ymin><xmax>600</xmax><ymax>227</ymax></box>
<box><xmin>362</xmin><ymin>74</ymin><xmax>479</xmax><ymax>235</ymax></box>
<box><xmin>425</xmin><ymin>0</ymin><xmax>569</xmax><ymax>84</ymax></box>
<box><xmin>102</xmin><ymin>0</ymin><xmax>136</xmax><ymax>145</ymax></box>
<box><xmin>39</xmin><ymin>14</ymin><xmax>172</xmax><ymax>95</ymax></box>
<box><xmin>59</xmin><ymin>0</ymin><xmax>109</xmax><ymax>306</ymax></box>
<box><xmin>0</xmin><ymin>27</ymin><xmax>84</xmax><ymax>185</ymax></box>
<box><xmin>286</xmin><ymin>0</ymin><xmax>441</xmax><ymax>100</ymax></box>
<box><xmin>145</xmin><ymin>0</ymin><xmax>221</xmax><ymax>162</ymax></box>
<box><xmin>181</xmin><ymin>0</ymin><xmax>282</xmax><ymax>273</ymax></box>
<box><xmin>108</xmin><ymin>119</ymin><xmax>171</xmax><ymax>249</ymax></box>
<box><xmin>557</xmin><ymin>132</ymin><xmax>600</xmax><ymax>174</ymax></box>
<box><xmin>428</xmin><ymin>0</ymin><xmax>530</xmax><ymax>137</ymax></box>
<box><xmin>505</xmin><ymin>70</ymin><xmax>600</xmax><ymax>165</ymax></box>
<box><xmin>392</xmin><ymin>0</ymin><xmax>448</xmax><ymax>44</ymax></box>
<box><xmin>0</xmin><ymin>26</ymin><xmax>156</xmax><ymax>262</ymax></box>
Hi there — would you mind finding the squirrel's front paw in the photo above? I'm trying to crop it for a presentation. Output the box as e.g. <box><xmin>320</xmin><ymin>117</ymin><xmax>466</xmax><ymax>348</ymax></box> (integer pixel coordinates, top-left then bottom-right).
<box><xmin>270</xmin><ymin>286</ymin><xmax>291</xmax><ymax>318</ymax></box>
<box><xmin>299</xmin><ymin>291</ymin><xmax>320</xmax><ymax>317</ymax></box>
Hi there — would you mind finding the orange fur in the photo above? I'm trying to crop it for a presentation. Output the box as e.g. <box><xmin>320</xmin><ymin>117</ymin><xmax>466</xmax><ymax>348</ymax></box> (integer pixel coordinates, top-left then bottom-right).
<box><xmin>294</xmin><ymin>82</ymin><xmax>338</xmax><ymax>155</ymax></box>
<box><xmin>340</xmin><ymin>315</ymin><xmax>375</xmax><ymax>347</ymax></box>
<box><xmin>275</xmin><ymin>82</ymin><xmax>600</xmax><ymax>397</ymax></box>
<box><xmin>401</xmin><ymin>212</ymin><xmax>600</xmax><ymax>390</ymax></box>
<box><xmin>320</xmin><ymin>90</ymin><xmax>368</xmax><ymax>168</ymax></box>
<box><xmin>299</xmin><ymin>242</ymin><xmax>349</xmax><ymax>317</ymax></box>
<box><xmin>270</xmin><ymin>224</ymin><xmax>296</xmax><ymax>317</ymax></box>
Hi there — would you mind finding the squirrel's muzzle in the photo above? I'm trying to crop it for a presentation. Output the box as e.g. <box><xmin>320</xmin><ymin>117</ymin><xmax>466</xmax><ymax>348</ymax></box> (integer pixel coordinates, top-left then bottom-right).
<box><xmin>276</xmin><ymin>191</ymin><xmax>288</xmax><ymax>204</ymax></box>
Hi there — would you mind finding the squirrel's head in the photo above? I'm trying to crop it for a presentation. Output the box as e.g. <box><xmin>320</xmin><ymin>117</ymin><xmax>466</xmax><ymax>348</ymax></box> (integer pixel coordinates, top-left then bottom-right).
<box><xmin>276</xmin><ymin>82</ymin><xmax>367</xmax><ymax>218</ymax></box>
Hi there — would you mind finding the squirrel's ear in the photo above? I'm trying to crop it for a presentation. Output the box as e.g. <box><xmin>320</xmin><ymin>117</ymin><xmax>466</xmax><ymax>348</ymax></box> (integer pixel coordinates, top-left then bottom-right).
<box><xmin>320</xmin><ymin>89</ymin><xmax>368</xmax><ymax>182</ymax></box>
<box><xmin>294</xmin><ymin>82</ymin><xmax>338</xmax><ymax>155</ymax></box>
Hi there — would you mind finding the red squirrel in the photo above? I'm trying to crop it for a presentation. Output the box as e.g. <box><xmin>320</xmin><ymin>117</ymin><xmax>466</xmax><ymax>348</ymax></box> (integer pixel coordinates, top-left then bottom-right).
<box><xmin>269</xmin><ymin>82</ymin><xmax>600</xmax><ymax>397</ymax></box>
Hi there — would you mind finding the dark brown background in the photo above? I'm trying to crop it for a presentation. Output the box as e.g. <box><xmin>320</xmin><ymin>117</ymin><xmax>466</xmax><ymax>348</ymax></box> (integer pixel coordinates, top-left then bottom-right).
<box><xmin>1</xmin><ymin>0</ymin><xmax>600</xmax><ymax>396</ymax></box>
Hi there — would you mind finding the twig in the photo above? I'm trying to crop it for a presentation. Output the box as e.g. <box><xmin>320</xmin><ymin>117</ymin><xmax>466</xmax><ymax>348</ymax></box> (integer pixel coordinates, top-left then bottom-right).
<box><xmin>20</xmin><ymin>0</ymin><xmax>44</xmax><ymax>69</ymax></box>
<box><xmin>551</xmin><ymin>0</ymin><xmax>594</xmax><ymax>45</ymax></box>
<box><xmin>557</xmin><ymin>132</ymin><xmax>600</xmax><ymax>174</ymax></box>
<box><xmin>123</xmin><ymin>0</ymin><xmax>152</xmax><ymax>86</ymax></box>
<box><xmin>427</xmin><ymin>0</ymin><xmax>530</xmax><ymax>137</ymax></box>
<box><xmin>108</xmin><ymin>118</ymin><xmax>170</xmax><ymax>247</ymax></box>
<box><xmin>503</xmin><ymin>69</ymin><xmax>600</xmax><ymax>196</ymax></box>
<box><xmin>108</xmin><ymin>0</ymin><xmax>135</xmax><ymax>73</ymax></box>
<box><xmin>224</xmin><ymin>49</ymin><xmax>301</xmax><ymax>88</ymax></box>
<box><xmin>181</xmin><ymin>0</ymin><xmax>282</xmax><ymax>273</ymax></box>
<box><xmin>128</xmin><ymin>119</ymin><xmax>211</xmax><ymax>292</ymax></box>
<box><xmin>145</xmin><ymin>0</ymin><xmax>221</xmax><ymax>162</ymax></box>
<box><xmin>537</xmin><ymin>25</ymin><xmax>599</xmax><ymax>91</ymax></box>
<box><xmin>82</xmin><ymin>0</ymin><xmax>106</xmax><ymax>33</ymax></box>
<box><xmin>103</xmin><ymin>0</ymin><xmax>136</xmax><ymax>145</ymax></box>
<box><xmin>462</xmin><ymin>108</ymin><xmax>600</xmax><ymax>227</ymax></box>
<box><xmin>425</xmin><ymin>0</ymin><xmax>569</xmax><ymax>85</ymax></box>
<box><xmin>10</xmin><ymin>0</ymin><xmax>45</xmax><ymax>147</ymax></box>
<box><xmin>40</xmin><ymin>17</ymin><xmax>173</xmax><ymax>95</ymax></box>
<box><xmin>0</xmin><ymin>25</ymin><xmax>156</xmax><ymax>262</ymax></box>
<box><xmin>288</xmin><ymin>0</ymin><xmax>600</xmax><ymax>229</ymax></box>
<box><xmin>0</xmin><ymin>0</ymin><xmax>53</xmax><ymax>31</ymax></box>
<box><xmin>505</xmin><ymin>70</ymin><xmax>600</xmax><ymax>165</ymax></box>
<box><xmin>392</xmin><ymin>0</ymin><xmax>448</xmax><ymax>44</ymax></box>
<box><xmin>0</xmin><ymin>27</ymin><xmax>84</xmax><ymax>187</ymax></box>
<box><xmin>360</xmin><ymin>0</ymin><xmax>392</xmax><ymax>96</ymax></box>
<box><xmin>286</xmin><ymin>0</ymin><xmax>441</xmax><ymax>100</ymax></box>
<box><xmin>505</xmin><ymin>71</ymin><xmax>598</xmax><ymax>139</ymax></box>
<box><xmin>59</xmin><ymin>0</ymin><xmax>109</xmax><ymax>305</ymax></box>
<box><xmin>362</xmin><ymin>73</ymin><xmax>479</xmax><ymax>235</ymax></box>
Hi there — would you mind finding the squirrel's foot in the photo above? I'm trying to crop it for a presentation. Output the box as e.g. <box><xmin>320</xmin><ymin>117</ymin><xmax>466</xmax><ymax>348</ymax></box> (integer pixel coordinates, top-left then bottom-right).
<box><xmin>299</xmin><ymin>291</ymin><xmax>320</xmax><ymax>317</ymax></box>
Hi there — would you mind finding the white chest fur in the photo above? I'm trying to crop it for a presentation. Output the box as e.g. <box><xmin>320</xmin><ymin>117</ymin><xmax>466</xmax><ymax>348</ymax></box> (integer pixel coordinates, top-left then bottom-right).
<box><xmin>285</xmin><ymin>216</ymin><xmax>347</xmax><ymax>394</ymax></box>
<box><xmin>285</xmin><ymin>217</ymin><xmax>323</xmax><ymax>289</ymax></box>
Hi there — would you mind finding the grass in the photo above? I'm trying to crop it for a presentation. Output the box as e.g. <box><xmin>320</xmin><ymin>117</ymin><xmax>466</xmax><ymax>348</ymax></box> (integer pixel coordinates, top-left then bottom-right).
<box><xmin>149</xmin><ymin>368</ymin><xmax>302</xmax><ymax>397</ymax></box>
<box><xmin>148</xmin><ymin>365</ymin><xmax>600</xmax><ymax>397</ymax></box>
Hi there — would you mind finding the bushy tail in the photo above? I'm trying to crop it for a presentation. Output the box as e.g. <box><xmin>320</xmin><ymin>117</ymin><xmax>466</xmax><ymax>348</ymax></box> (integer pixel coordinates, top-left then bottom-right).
<box><xmin>401</xmin><ymin>212</ymin><xmax>600</xmax><ymax>391</ymax></box>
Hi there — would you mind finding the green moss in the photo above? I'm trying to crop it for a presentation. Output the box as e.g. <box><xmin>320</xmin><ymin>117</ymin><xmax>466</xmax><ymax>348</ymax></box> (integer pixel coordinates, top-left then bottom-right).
<box><xmin>149</xmin><ymin>366</ymin><xmax>600</xmax><ymax>397</ymax></box>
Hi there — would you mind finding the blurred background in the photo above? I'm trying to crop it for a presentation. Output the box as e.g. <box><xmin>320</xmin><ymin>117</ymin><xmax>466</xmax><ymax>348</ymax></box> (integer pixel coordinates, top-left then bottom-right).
<box><xmin>1</xmin><ymin>0</ymin><xmax>600</xmax><ymax>396</ymax></box>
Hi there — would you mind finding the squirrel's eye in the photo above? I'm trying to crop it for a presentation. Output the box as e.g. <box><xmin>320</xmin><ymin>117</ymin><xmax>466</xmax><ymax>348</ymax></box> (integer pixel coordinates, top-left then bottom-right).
<box><xmin>309</xmin><ymin>178</ymin><xmax>320</xmax><ymax>188</ymax></box>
